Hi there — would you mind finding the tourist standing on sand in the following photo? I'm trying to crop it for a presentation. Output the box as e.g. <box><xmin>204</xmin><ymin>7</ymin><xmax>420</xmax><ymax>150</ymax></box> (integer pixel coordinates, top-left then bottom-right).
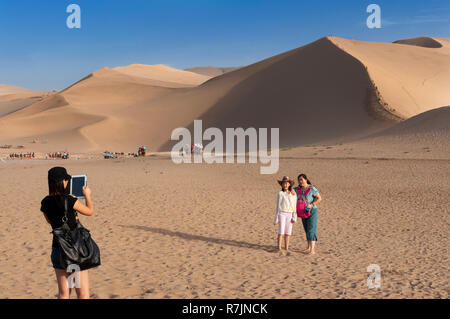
<box><xmin>40</xmin><ymin>167</ymin><xmax>95</xmax><ymax>299</ymax></box>
<box><xmin>274</xmin><ymin>176</ymin><xmax>297</xmax><ymax>254</ymax></box>
<box><xmin>294</xmin><ymin>174</ymin><xmax>322</xmax><ymax>255</ymax></box>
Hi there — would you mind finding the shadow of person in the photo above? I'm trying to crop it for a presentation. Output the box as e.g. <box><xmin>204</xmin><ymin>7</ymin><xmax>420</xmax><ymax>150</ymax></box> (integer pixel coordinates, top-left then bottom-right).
<box><xmin>119</xmin><ymin>225</ymin><xmax>276</xmax><ymax>253</ymax></box>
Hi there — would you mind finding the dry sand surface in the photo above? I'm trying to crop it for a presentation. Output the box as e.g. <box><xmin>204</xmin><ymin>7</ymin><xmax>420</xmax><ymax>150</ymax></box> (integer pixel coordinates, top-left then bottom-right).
<box><xmin>0</xmin><ymin>146</ymin><xmax>448</xmax><ymax>299</ymax></box>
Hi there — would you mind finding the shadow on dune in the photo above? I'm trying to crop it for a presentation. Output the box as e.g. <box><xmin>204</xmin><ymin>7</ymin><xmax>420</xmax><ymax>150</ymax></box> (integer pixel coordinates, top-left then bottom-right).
<box><xmin>158</xmin><ymin>37</ymin><xmax>398</xmax><ymax>152</ymax></box>
<box><xmin>119</xmin><ymin>224</ymin><xmax>276</xmax><ymax>253</ymax></box>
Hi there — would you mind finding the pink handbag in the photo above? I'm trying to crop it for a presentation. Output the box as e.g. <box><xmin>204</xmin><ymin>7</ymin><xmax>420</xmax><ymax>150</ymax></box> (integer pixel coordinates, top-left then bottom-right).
<box><xmin>296</xmin><ymin>187</ymin><xmax>312</xmax><ymax>218</ymax></box>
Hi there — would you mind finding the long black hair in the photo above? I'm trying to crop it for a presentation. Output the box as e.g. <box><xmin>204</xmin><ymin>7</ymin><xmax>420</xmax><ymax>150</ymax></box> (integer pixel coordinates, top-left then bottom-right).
<box><xmin>48</xmin><ymin>179</ymin><xmax>67</xmax><ymax>195</ymax></box>
<box><xmin>48</xmin><ymin>178</ymin><xmax>69</xmax><ymax>210</ymax></box>
<box><xmin>297</xmin><ymin>173</ymin><xmax>312</xmax><ymax>185</ymax></box>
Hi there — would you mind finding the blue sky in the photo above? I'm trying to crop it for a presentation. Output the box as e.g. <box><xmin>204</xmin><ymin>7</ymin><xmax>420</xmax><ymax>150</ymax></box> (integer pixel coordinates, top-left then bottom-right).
<box><xmin>0</xmin><ymin>0</ymin><xmax>449</xmax><ymax>91</ymax></box>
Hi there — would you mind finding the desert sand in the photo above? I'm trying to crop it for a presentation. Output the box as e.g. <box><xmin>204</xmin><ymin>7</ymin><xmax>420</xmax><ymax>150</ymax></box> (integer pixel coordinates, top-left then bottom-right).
<box><xmin>0</xmin><ymin>36</ymin><xmax>449</xmax><ymax>299</ymax></box>
<box><xmin>0</xmin><ymin>143</ymin><xmax>448</xmax><ymax>299</ymax></box>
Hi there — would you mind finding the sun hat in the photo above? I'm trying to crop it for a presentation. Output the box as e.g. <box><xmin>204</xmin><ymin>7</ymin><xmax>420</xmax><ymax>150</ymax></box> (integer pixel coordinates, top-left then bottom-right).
<box><xmin>278</xmin><ymin>175</ymin><xmax>295</xmax><ymax>186</ymax></box>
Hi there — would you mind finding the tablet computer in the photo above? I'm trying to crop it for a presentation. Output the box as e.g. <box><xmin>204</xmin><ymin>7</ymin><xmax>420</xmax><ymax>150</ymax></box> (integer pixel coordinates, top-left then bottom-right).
<box><xmin>69</xmin><ymin>175</ymin><xmax>87</xmax><ymax>199</ymax></box>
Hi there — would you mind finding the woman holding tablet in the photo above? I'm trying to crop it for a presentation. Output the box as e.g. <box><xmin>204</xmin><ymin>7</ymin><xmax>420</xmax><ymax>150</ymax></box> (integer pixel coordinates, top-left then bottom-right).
<box><xmin>40</xmin><ymin>166</ymin><xmax>95</xmax><ymax>299</ymax></box>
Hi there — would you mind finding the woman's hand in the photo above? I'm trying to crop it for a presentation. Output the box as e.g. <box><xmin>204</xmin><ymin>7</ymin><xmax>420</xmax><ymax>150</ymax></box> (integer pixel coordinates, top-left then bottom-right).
<box><xmin>82</xmin><ymin>185</ymin><xmax>91</xmax><ymax>198</ymax></box>
<box><xmin>306</xmin><ymin>204</ymin><xmax>313</xmax><ymax>209</ymax></box>
<box><xmin>291</xmin><ymin>189</ymin><xmax>296</xmax><ymax>196</ymax></box>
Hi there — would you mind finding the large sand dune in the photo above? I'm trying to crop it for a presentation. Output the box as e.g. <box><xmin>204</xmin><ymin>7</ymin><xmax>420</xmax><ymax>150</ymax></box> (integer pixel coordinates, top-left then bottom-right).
<box><xmin>0</xmin><ymin>85</ymin><xmax>50</xmax><ymax>118</ymax></box>
<box><xmin>393</xmin><ymin>36</ymin><xmax>443</xmax><ymax>48</ymax></box>
<box><xmin>1</xmin><ymin>36</ymin><xmax>449</xmax><ymax>153</ymax></box>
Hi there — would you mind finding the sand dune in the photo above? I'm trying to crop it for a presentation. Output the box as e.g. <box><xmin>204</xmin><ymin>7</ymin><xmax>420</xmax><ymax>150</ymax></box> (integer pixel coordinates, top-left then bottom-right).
<box><xmin>185</xmin><ymin>66</ymin><xmax>242</xmax><ymax>77</ymax></box>
<box><xmin>330</xmin><ymin>37</ymin><xmax>450</xmax><ymax>119</ymax></box>
<box><xmin>0</xmin><ymin>85</ymin><xmax>51</xmax><ymax>118</ymax></box>
<box><xmin>357</xmin><ymin>106</ymin><xmax>450</xmax><ymax>150</ymax></box>
<box><xmin>1</xmin><ymin>36</ymin><xmax>449</xmax><ymax>153</ymax></box>
<box><xmin>112</xmin><ymin>64</ymin><xmax>212</xmax><ymax>87</ymax></box>
<box><xmin>393</xmin><ymin>37</ymin><xmax>443</xmax><ymax>48</ymax></box>
<box><xmin>0</xmin><ymin>66</ymin><xmax>212</xmax><ymax>152</ymax></box>
<box><xmin>0</xmin><ymin>84</ymin><xmax>36</xmax><ymax>96</ymax></box>
<box><xmin>373</xmin><ymin>106</ymin><xmax>450</xmax><ymax>137</ymax></box>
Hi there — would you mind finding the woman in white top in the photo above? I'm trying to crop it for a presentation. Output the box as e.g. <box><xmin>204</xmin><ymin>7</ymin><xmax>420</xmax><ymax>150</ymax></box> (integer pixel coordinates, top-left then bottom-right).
<box><xmin>274</xmin><ymin>176</ymin><xmax>297</xmax><ymax>254</ymax></box>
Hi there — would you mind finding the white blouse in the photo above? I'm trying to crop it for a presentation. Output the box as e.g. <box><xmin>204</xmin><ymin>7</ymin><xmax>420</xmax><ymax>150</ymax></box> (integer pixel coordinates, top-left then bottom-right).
<box><xmin>274</xmin><ymin>191</ymin><xmax>297</xmax><ymax>224</ymax></box>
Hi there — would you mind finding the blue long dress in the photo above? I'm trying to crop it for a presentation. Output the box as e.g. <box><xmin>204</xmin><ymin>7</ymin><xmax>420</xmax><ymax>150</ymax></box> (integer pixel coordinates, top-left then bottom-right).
<box><xmin>294</xmin><ymin>185</ymin><xmax>319</xmax><ymax>241</ymax></box>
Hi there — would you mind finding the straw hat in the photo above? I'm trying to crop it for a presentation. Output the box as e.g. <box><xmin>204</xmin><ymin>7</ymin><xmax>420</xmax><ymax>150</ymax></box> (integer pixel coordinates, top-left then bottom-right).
<box><xmin>278</xmin><ymin>176</ymin><xmax>295</xmax><ymax>186</ymax></box>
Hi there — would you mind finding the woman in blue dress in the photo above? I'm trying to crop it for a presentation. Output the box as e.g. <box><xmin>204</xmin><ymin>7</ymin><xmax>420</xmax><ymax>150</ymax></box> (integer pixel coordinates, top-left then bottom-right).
<box><xmin>294</xmin><ymin>174</ymin><xmax>322</xmax><ymax>255</ymax></box>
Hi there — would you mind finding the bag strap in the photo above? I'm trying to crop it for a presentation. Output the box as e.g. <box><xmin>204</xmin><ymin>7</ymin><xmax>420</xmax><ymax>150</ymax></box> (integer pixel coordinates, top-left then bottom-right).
<box><xmin>298</xmin><ymin>186</ymin><xmax>312</xmax><ymax>201</ymax></box>
<box><xmin>304</xmin><ymin>186</ymin><xmax>312</xmax><ymax>197</ymax></box>
<box><xmin>61</xmin><ymin>196</ymin><xmax>68</xmax><ymax>223</ymax></box>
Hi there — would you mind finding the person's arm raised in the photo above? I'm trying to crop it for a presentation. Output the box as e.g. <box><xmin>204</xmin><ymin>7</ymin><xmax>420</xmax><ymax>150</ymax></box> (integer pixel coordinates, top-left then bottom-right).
<box><xmin>73</xmin><ymin>186</ymin><xmax>94</xmax><ymax>216</ymax></box>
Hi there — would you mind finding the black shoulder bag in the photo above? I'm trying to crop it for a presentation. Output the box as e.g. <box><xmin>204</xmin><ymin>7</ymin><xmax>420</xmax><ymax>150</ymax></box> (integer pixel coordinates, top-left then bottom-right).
<box><xmin>52</xmin><ymin>197</ymin><xmax>101</xmax><ymax>271</ymax></box>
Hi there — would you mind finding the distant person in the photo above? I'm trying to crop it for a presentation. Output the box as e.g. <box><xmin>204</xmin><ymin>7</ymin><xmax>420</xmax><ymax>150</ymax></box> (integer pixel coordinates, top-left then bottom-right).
<box><xmin>40</xmin><ymin>167</ymin><xmax>95</xmax><ymax>299</ymax></box>
<box><xmin>294</xmin><ymin>174</ymin><xmax>322</xmax><ymax>255</ymax></box>
<box><xmin>274</xmin><ymin>176</ymin><xmax>297</xmax><ymax>255</ymax></box>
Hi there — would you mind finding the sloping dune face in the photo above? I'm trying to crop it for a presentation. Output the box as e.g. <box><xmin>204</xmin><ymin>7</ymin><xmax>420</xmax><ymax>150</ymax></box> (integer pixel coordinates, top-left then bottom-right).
<box><xmin>329</xmin><ymin>37</ymin><xmax>450</xmax><ymax>119</ymax></box>
<box><xmin>0</xmin><ymin>66</ymin><xmax>211</xmax><ymax>152</ymax></box>
<box><xmin>185</xmin><ymin>66</ymin><xmax>241</xmax><ymax>77</ymax></box>
<box><xmin>393</xmin><ymin>37</ymin><xmax>443</xmax><ymax>48</ymax></box>
<box><xmin>373</xmin><ymin>106</ymin><xmax>450</xmax><ymax>137</ymax></box>
<box><xmin>0</xmin><ymin>85</ymin><xmax>50</xmax><ymax>118</ymax></box>
<box><xmin>359</xmin><ymin>106</ymin><xmax>450</xmax><ymax>154</ymax></box>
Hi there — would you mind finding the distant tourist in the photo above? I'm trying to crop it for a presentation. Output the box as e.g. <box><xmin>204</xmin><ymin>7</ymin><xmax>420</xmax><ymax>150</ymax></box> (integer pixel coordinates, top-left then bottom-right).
<box><xmin>274</xmin><ymin>176</ymin><xmax>297</xmax><ymax>254</ymax></box>
<box><xmin>294</xmin><ymin>174</ymin><xmax>322</xmax><ymax>255</ymax></box>
<box><xmin>40</xmin><ymin>167</ymin><xmax>95</xmax><ymax>299</ymax></box>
